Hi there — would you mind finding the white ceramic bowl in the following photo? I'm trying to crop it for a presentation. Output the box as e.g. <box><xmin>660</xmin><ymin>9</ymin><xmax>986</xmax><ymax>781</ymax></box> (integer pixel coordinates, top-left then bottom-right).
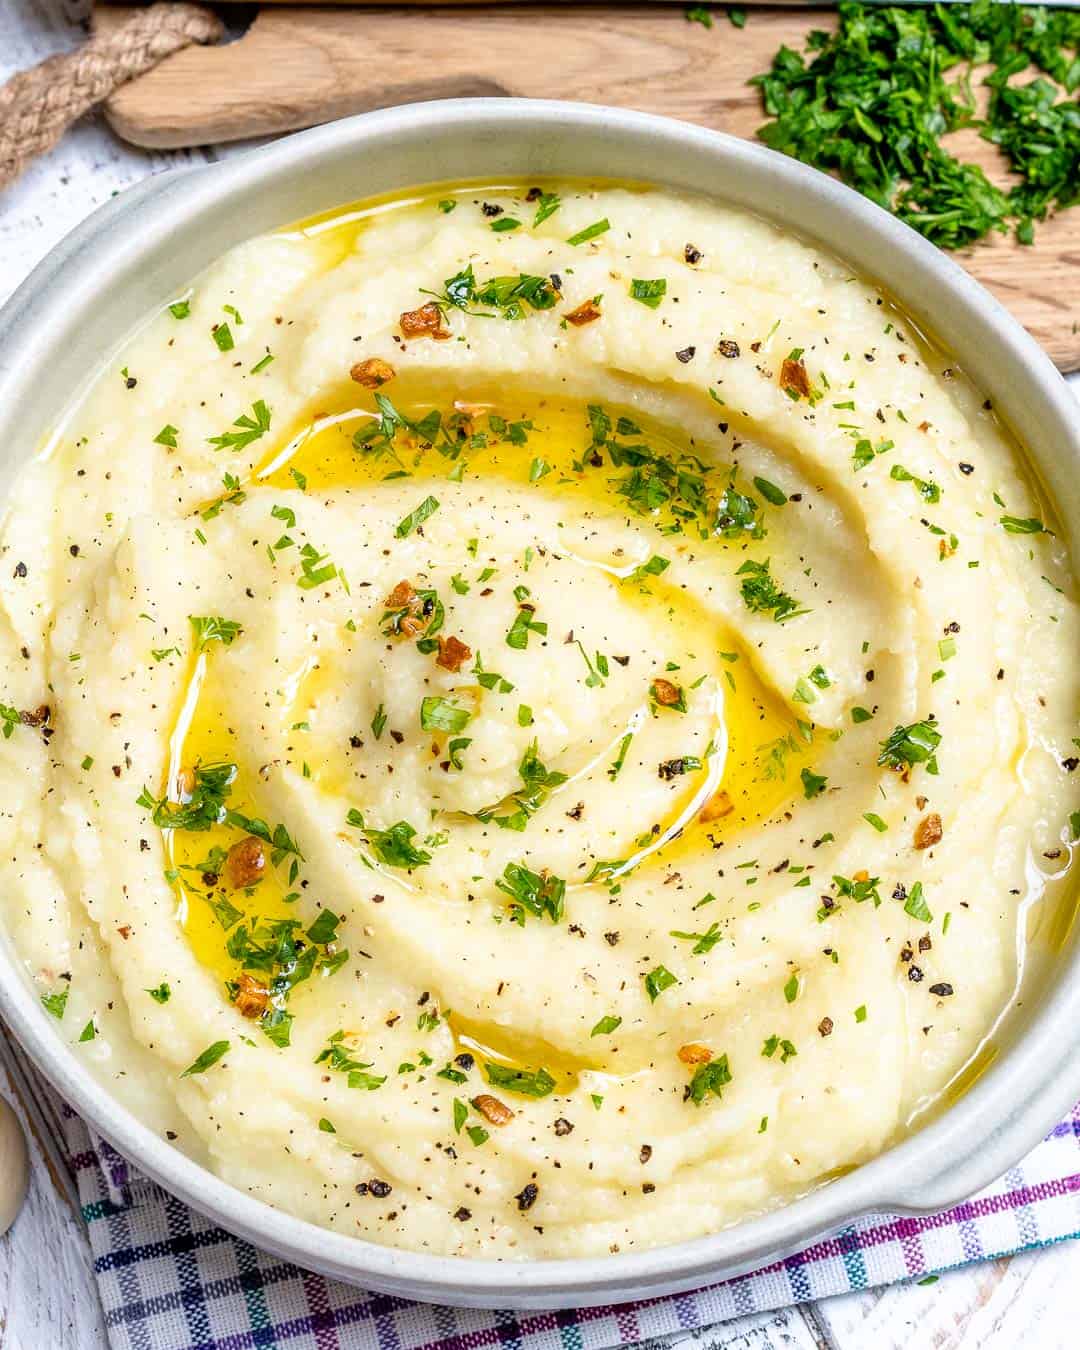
<box><xmin>0</xmin><ymin>101</ymin><xmax>1077</xmax><ymax>1309</ymax></box>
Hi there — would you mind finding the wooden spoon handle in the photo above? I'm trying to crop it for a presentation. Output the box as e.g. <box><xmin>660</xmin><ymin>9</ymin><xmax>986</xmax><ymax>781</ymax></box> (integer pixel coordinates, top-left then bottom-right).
<box><xmin>0</xmin><ymin>1093</ymin><xmax>29</xmax><ymax>1235</ymax></box>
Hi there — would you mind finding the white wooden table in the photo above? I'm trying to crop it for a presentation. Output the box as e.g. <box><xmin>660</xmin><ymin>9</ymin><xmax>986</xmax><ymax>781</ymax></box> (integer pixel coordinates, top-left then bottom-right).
<box><xmin>0</xmin><ymin>3</ymin><xmax>1076</xmax><ymax>1346</ymax></box>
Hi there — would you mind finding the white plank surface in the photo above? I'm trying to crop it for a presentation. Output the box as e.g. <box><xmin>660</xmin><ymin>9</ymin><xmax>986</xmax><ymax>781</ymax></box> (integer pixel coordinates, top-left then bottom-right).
<box><xmin>0</xmin><ymin>3</ymin><xmax>1076</xmax><ymax>1348</ymax></box>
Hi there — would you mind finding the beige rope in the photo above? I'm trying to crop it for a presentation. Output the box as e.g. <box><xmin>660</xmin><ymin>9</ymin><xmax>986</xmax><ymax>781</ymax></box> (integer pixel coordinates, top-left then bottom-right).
<box><xmin>0</xmin><ymin>3</ymin><xmax>223</xmax><ymax>191</ymax></box>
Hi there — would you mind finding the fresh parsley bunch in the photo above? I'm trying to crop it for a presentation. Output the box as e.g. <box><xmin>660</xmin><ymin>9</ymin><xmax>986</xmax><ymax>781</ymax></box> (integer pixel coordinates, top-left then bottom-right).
<box><xmin>752</xmin><ymin>1</ymin><xmax>1079</xmax><ymax>248</ymax></box>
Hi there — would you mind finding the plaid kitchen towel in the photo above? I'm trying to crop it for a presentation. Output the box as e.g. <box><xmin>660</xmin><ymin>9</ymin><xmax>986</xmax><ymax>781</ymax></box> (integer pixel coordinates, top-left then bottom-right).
<box><xmin>48</xmin><ymin>1097</ymin><xmax>1080</xmax><ymax>1350</ymax></box>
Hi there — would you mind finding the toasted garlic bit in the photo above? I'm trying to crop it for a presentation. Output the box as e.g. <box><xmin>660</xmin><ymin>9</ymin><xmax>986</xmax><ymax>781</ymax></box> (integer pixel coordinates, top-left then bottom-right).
<box><xmin>699</xmin><ymin>790</ymin><xmax>734</xmax><ymax>823</ymax></box>
<box><xmin>780</xmin><ymin>357</ymin><xmax>811</xmax><ymax>399</ymax></box>
<box><xmin>914</xmin><ymin>812</ymin><xmax>943</xmax><ymax>850</ymax></box>
<box><xmin>350</xmin><ymin>357</ymin><xmax>396</xmax><ymax>388</ymax></box>
<box><xmin>677</xmin><ymin>1043</ymin><xmax>713</xmax><ymax>1065</ymax></box>
<box><xmin>232</xmin><ymin>973</ymin><xmax>270</xmax><ymax>1020</ymax></box>
<box><xmin>564</xmin><ymin>299</ymin><xmax>602</xmax><ymax>327</ymax></box>
<box><xmin>436</xmin><ymin>634</ymin><xmax>472</xmax><ymax>672</ymax></box>
<box><xmin>224</xmin><ymin>836</ymin><xmax>267</xmax><ymax>889</ymax></box>
<box><xmin>472</xmin><ymin>1094</ymin><xmax>515</xmax><ymax>1126</ymax></box>
<box><xmin>384</xmin><ymin>580</ymin><xmax>433</xmax><ymax>638</ymax></box>
<box><xmin>651</xmin><ymin>678</ymin><xmax>683</xmax><ymax>707</ymax></box>
<box><xmin>399</xmin><ymin>302</ymin><xmax>449</xmax><ymax>340</ymax></box>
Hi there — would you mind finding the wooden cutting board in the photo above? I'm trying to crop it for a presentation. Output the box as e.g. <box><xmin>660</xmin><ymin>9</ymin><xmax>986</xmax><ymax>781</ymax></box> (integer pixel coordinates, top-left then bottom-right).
<box><xmin>96</xmin><ymin>4</ymin><xmax>1080</xmax><ymax>371</ymax></box>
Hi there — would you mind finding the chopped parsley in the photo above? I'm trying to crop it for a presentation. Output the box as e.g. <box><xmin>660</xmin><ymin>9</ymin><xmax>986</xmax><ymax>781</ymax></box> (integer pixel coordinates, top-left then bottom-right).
<box><xmin>878</xmin><ymin>718</ymin><xmax>941</xmax><ymax>774</ymax></box>
<box><xmin>395</xmin><ymin>495</ymin><xmax>440</xmax><ymax>539</ymax></box>
<box><xmin>496</xmin><ymin>862</ymin><xmax>566</xmax><ymax>924</ymax></box>
<box><xmin>484</xmin><ymin>1062</ymin><xmax>556</xmax><ymax>1097</ymax></box>
<box><xmin>685</xmin><ymin>1054</ymin><xmax>732</xmax><ymax>1105</ymax></box>
<box><xmin>644</xmin><ymin>964</ymin><xmax>679</xmax><ymax>1002</ymax></box>
<box><xmin>137</xmin><ymin>762</ymin><xmax>237</xmax><ymax>831</ymax></box>
<box><xmin>801</xmin><ymin>767</ymin><xmax>827</xmax><ymax>799</ymax></box>
<box><xmin>180</xmin><ymin>1040</ymin><xmax>230</xmax><ymax>1077</ymax></box>
<box><xmin>752</xmin><ymin>1</ymin><xmax>1080</xmax><ymax>249</ymax></box>
<box><xmin>629</xmin><ymin>278</ymin><xmax>667</xmax><ymax>308</ymax></box>
<box><xmin>41</xmin><ymin>987</ymin><xmax>69</xmax><ymax>1019</ymax></box>
<box><xmin>189</xmin><ymin>615</ymin><xmax>242</xmax><ymax>651</ymax></box>
<box><xmin>590</xmin><ymin>1014</ymin><xmax>622</xmax><ymax>1037</ymax></box>
<box><xmin>737</xmin><ymin>558</ymin><xmax>808</xmax><ymax>622</ymax></box>
<box><xmin>477</xmin><ymin>740</ymin><xmax>567</xmax><ymax>831</ymax></box>
<box><xmin>346</xmin><ymin>811</ymin><xmax>431</xmax><ymax>869</ymax></box>
<box><xmin>420</xmin><ymin>696</ymin><xmax>471</xmax><ymax>734</ymax></box>
<box><xmin>566</xmin><ymin>218</ymin><xmax>611</xmax><ymax>246</ymax></box>
<box><xmin>208</xmin><ymin>399</ymin><xmax>271</xmax><ymax>453</ymax></box>
<box><xmin>315</xmin><ymin>1031</ymin><xmax>386</xmax><ymax>1090</ymax></box>
<box><xmin>903</xmin><ymin>881</ymin><xmax>933</xmax><ymax>923</ymax></box>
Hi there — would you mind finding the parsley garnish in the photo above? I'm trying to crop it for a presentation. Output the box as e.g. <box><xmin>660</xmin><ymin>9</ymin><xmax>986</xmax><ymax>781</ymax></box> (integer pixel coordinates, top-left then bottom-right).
<box><xmin>346</xmin><ymin>811</ymin><xmax>432</xmax><ymax>869</ymax></box>
<box><xmin>533</xmin><ymin>191</ymin><xmax>561</xmax><ymax>226</ymax></box>
<box><xmin>591</xmin><ymin>1014</ymin><xmax>622</xmax><ymax>1036</ymax></box>
<box><xmin>904</xmin><ymin>881</ymin><xmax>933</xmax><ymax>923</ymax></box>
<box><xmin>737</xmin><ymin>558</ymin><xmax>808</xmax><ymax>622</ymax></box>
<box><xmin>41</xmin><ymin>988</ymin><xmax>68</xmax><ymax>1019</ymax></box>
<box><xmin>189</xmin><ymin>615</ymin><xmax>242</xmax><ymax>651</ymax></box>
<box><xmin>420</xmin><ymin>696</ymin><xmax>471</xmax><ymax>734</ymax></box>
<box><xmin>477</xmin><ymin>740</ymin><xmax>567</xmax><ymax>831</ymax></box>
<box><xmin>566</xmin><ymin>218</ymin><xmax>610</xmax><ymax>246</ymax></box>
<box><xmin>752</xmin><ymin>2</ymin><xmax>1080</xmax><ymax>249</ymax></box>
<box><xmin>644</xmin><ymin>964</ymin><xmax>679</xmax><ymax>1002</ymax></box>
<box><xmin>506</xmin><ymin>603</ymin><xmax>547</xmax><ymax>650</ymax></box>
<box><xmin>1000</xmin><ymin>514</ymin><xmax>1048</xmax><ymax>534</ymax></box>
<box><xmin>496</xmin><ymin>862</ymin><xmax>566</xmax><ymax>923</ymax></box>
<box><xmin>208</xmin><ymin>399</ymin><xmax>271</xmax><ymax>453</ymax></box>
<box><xmin>629</xmin><ymin>278</ymin><xmax>667</xmax><ymax>309</ymax></box>
<box><xmin>669</xmin><ymin>922</ymin><xmax>722</xmax><ymax>955</ymax></box>
<box><xmin>878</xmin><ymin>718</ymin><xmax>941</xmax><ymax>774</ymax></box>
<box><xmin>684</xmin><ymin>1054</ymin><xmax>732</xmax><ymax>1104</ymax></box>
<box><xmin>138</xmin><ymin>762</ymin><xmax>236</xmax><ymax>831</ymax></box>
<box><xmin>146</xmin><ymin>983</ymin><xmax>171</xmax><ymax>1004</ymax></box>
<box><xmin>801</xmin><ymin>767</ymin><xmax>827</xmax><ymax>798</ymax></box>
<box><xmin>315</xmin><ymin>1031</ymin><xmax>386</xmax><ymax>1090</ymax></box>
<box><xmin>181</xmin><ymin>1040</ymin><xmax>230</xmax><ymax>1077</ymax></box>
<box><xmin>395</xmin><ymin>495</ymin><xmax>440</xmax><ymax>539</ymax></box>
<box><xmin>483</xmin><ymin>1062</ymin><xmax>556</xmax><ymax>1098</ymax></box>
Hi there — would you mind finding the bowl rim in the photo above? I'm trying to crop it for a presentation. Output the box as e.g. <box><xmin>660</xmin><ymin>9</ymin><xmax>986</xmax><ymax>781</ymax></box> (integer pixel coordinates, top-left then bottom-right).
<box><xmin>0</xmin><ymin>97</ymin><xmax>1078</xmax><ymax>1307</ymax></box>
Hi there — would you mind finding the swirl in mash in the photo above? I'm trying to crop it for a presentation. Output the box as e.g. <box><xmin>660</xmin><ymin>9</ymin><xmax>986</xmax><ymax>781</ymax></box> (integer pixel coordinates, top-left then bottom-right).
<box><xmin>0</xmin><ymin>184</ymin><xmax>1077</xmax><ymax>1259</ymax></box>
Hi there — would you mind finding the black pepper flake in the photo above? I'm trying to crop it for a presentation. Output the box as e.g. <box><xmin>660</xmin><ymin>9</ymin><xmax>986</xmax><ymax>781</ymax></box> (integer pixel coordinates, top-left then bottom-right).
<box><xmin>481</xmin><ymin>202</ymin><xmax>502</xmax><ymax>217</ymax></box>
<box><xmin>908</xmin><ymin>965</ymin><xmax>924</xmax><ymax>983</ymax></box>
<box><xmin>639</xmin><ymin>1144</ymin><xmax>652</xmax><ymax>1164</ymax></box>
<box><xmin>359</xmin><ymin>1178</ymin><xmax>392</xmax><ymax>1198</ymax></box>
<box><xmin>453</xmin><ymin>1206</ymin><xmax>472</xmax><ymax>1221</ymax></box>
<box><xmin>553</xmin><ymin>1118</ymin><xmax>574</xmax><ymax>1136</ymax></box>
<box><xmin>13</xmin><ymin>562</ymin><xmax>26</xmax><ymax>578</ymax></box>
<box><xmin>959</xmin><ymin>462</ymin><xmax>974</xmax><ymax>475</ymax></box>
<box><xmin>684</xmin><ymin>244</ymin><xmax>702</xmax><ymax>265</ymax></box>
<box><xmin>675</xmin><ymin>346</ymin><xmax>696</xmax><ymax>364</ymax></box>
<box><xmin>1063</xmin><ymin>757</ymin><xmax>1078</xmax><ymax>772</ymax></box>
<box><xmin>454</xmin><ymin>1052</ymin><xmax>474</xmax><ymax>1071</ymax></box>
<box><xmin>603</xmin><ymin>931</ymin><xmax>620</xmax><ymax>946</ymax></box>
<box><xmin>929</xmin><ymin>982</ymin><xmax>954</xmax><ymax>997</ymax></box>
<box><xmin>349</xmin><ymin>735</ymin><xmax>362</xmax><ymax>749</ymax></box>
<box><xmin>717</xmin><ymin>339</ymin><xmax>740</xmax><ymax>359</ymax></box>
<box><xmin>642</xmin><ymin>1182</ymin><xmax>656</xmax><ymax>1194</ymax></box>
<box><xmin>514</xmin><ymin>1182</ymin><xmax>539</xmax><ymax>1212</ymax></box>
